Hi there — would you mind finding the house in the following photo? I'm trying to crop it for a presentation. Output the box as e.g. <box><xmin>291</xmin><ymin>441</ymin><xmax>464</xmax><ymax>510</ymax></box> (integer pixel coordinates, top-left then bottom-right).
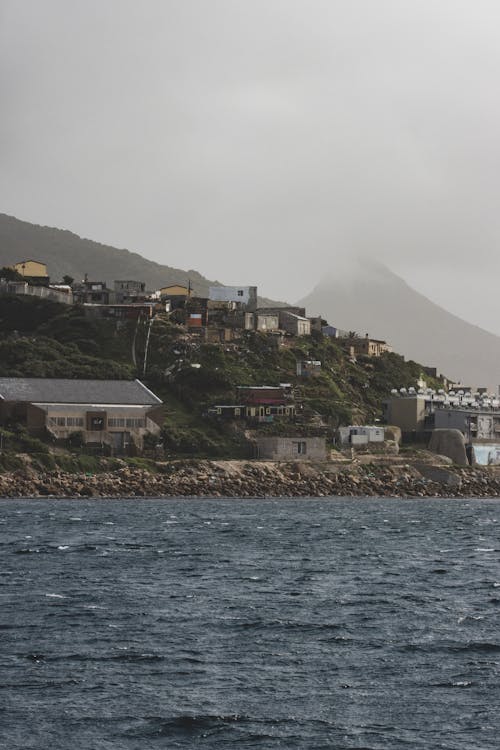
<box><xmin>256</xmin><ymin>436</ymin><xmax>327</xmax><ymax>461</ymax></box>
<box><xmin>237</xmin><ymin>385</ymin><xmax>295</xmax><ymax>421</ymax></box>
<box><xmin>337</xmin><ymin>425</ymin><xmax>385</xmax><ymax>446</ymax></box>
<box><xmin>208</xmin><ymin>385</ymin><xmax>295</xmax><ymax>423</ymax></box>
<box><xmin>13</xmin><ymin>260</ymin><xmax>50</xmax><ymax>285</ymax></box>
<box><xmin>208</xmin><ymin>285</ymin><xmax>257</xmax><ymax>310</ymax></box>
<box><xmin>349</xmin><ymin>334</ymin><xmax>392</xmax><ymax>357</ymax></box>
<box><xmin>114</xmin><ymin>280</ymin><xmax>147</xmax><ymax>304</ymax></box>
<box><xmin>0</xmin><ymin>378</ymin><xmax>163</xmax><ymax>454</ymax></box>
<box><xmin>296</xmin><ymin>360</ymin><xmax>321</xmax><ymax>377</ymax></box>
<box><xmin>255</xmin><ymin>313</ymin><xmax>280</xmax><ymax>332</ymax></box>
<box><xmin>73</xmin><ymin>279</ymin><xmax>111</xmax><ymax>305</ymax></box>
<box><xmin>279</xmin><ymin>311</ymin><xmax>311</xmax><ymax>336</ymax></box>
<box><xmin>159</xmin><ymin>284</ymin><xmax>193</xmax><ymax>306</ymax></box>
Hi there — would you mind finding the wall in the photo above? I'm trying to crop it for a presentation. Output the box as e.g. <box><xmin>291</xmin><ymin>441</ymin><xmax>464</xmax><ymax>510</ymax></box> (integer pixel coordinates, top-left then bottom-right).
<box><xmin>386</xmin><ymin>397</ymin><xmax>428</xmax><ymax>433</ymax></box>
<box><xmin>14</xmin><ymin>260</ymin><xmax>48</xmax><ymax>277</ymax></box>
<box><xmin>256</xmin><ymin>436</ymin><xmax>327</xmax><ymax>461</ymax></box>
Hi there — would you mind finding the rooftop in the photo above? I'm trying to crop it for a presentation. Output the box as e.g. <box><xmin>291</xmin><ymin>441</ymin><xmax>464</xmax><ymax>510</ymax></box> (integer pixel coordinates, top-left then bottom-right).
<box><xmin>0</xmin><ymin>378</ymin><xmax>162</xmax><ymax>405</ymax></box>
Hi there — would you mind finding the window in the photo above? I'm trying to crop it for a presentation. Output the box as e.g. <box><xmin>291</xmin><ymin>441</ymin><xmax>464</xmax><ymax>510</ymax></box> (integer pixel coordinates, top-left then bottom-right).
<box><xmin>90</xmin><ymin>416</ymin><xmax>105</xmax><ymax>431</ymax></box>
<box><xmin>237</xmin><ymin>290</ymin><xmax>244</xmax><ymax>296</ymax></box>
<box><xmin>125</xmin><ymin>418</ymin><xmax>145</xmax><ymax>428</ymax></box>
<box><xmin>67</xmin><ymin>417</ymin><xmax>84</xmax><ymax>427</ymax></box>
<box><xmin>295</xmin><ymin>441</ymin><xmax>307</xmax><ymax>455</ymax></box>
<box><xmin>234</xmin><ymin>408</ymin><xmax>241</xmax><ymax>416</ymax></box>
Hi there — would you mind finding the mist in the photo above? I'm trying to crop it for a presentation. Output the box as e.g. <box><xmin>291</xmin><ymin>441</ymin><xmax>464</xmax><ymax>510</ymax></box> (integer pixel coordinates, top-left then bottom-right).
<box><xmin>1</xmin><ymin>1</ymin><xmax>500</xmax><ymax>330</ymax></box>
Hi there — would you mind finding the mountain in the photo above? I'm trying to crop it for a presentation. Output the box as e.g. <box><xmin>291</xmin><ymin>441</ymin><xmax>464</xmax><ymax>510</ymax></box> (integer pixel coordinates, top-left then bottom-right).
<box><xmin>299</xmin><ymin>259</ymin><xmax>500</xmax><ymax>388</ymax></box>
<box><xmin>0</xmin><ymin>213</ymin><xmax>215</xmax><ymax>294</ymax></box>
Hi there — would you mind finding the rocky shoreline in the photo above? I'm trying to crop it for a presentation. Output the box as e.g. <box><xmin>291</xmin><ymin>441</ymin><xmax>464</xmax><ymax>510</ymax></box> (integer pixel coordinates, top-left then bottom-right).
<box><xmin>2</xmin><ymin>459</ymin><xmax>500</xmax><ymax>499</ymax></box>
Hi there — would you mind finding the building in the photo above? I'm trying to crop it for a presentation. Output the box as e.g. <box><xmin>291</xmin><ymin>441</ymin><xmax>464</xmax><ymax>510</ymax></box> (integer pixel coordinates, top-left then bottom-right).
<box><xmin>434</xmin><ymin>408</ymin><xmax>500</xmax><ymax>441</ymax></box>
<box><xmin>114</xmin><ymin>280</ymin><xmax>147</xmax><ymax>304</ymax></box>
<box><xmin>73</xmin><ymin>280</ymin><xmax>111</xmax><ymax>305</ymax></box>
<box><xmin>384</xmin><ymin>389</ymin><xmax>500</xmax><ymax>443</ymax></box>
<box><xmin>279</xmin><ymin>311</ymin><xmax>311</xmax><ymax>336</ymax></box>
<box><xmin>337</xmin><ymin>425</ymin><xmax>385</xmax><ymax>446</ymax></box>
<box><xmin>349</xmin><ymin>334</ymin><xmax>392</xmax><ymax>357</ymax></box>
<box><xmin>383</xmin><ymin>394</ymin><xmax>433</xmax><ymax>435</ymax></box>
<box><xmin>0</xmin><ymin>378</ymin><xmax>163</xmax><ymax>454</ymax></box>
<box><xmin>13</xmin><ymin>260</ymin><xmax>50</xmax><ymax>285</ymax></box>
<box><xmin>208</xmin><ymin>385</ymin><xmax>295</xmax><ymax>423</ymax></box>
<box><xmin>159</xmin><ymin>284</ymin><xmax>193</xmax><ymax>302</ymax></box>
<box><xmin>256</xmin><ymin>436</ymin><xmax>327</xmax><ymax>461</ymax></box>
<box><xmin>296</xmin><ymin>360</ymin><xmax>321</xmax><ymax>378</ymax></box>
<box><xmin>208</xmin><ymin>285</ymin><xmax>257</xmax><ymax>310</ymax></box>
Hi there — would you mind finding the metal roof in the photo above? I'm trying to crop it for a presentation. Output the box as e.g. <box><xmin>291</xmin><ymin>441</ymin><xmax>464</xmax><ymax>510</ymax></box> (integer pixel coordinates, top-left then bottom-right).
<box><xmin>0</xmin><ymin>378</ymin><xmax>162</xmax><ymax>405</ymax></box>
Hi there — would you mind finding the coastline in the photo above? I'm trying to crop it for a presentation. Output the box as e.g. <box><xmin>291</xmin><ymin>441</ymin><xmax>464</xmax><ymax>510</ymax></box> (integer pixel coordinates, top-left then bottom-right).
<box><xmin>2</xmin><ymin>459</ymin><xmax>500</xmax><ymax>499</ymax></box>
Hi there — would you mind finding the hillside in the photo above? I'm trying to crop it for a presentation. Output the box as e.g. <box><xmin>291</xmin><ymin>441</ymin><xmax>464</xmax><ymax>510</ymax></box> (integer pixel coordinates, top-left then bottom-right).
<box><xmin>299</xmin><ymin>259</ymin><xmax>500</xmax><ymax>388</ymax></box>
<box><xmin>0</xmin><ymin>296</ymin><xmax>443</xmax><ymax>459</ymax></box>
<box><xmin>0</xmin><ymin>213</ymin><xmax>215</xmax><ymax>294</ymax></box>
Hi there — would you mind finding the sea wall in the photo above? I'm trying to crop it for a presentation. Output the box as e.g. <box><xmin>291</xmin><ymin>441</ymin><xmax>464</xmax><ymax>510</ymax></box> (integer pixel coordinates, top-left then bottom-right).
<box><xmin>2</xmin><ymin>460</ymin><xmax>500</xmax><ymax>498</ymax></box>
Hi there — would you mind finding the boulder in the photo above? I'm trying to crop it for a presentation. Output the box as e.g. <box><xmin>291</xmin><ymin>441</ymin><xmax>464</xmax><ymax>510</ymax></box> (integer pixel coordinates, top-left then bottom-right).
<box><xmin>428</xmin><ymin>429</ymin><xmax>468</xmax><ymax>466</ymax></box>
<box><xmin>384</xmin><ymin>425</ymin><xmax>402</xmax><ymax>445</ymax></box>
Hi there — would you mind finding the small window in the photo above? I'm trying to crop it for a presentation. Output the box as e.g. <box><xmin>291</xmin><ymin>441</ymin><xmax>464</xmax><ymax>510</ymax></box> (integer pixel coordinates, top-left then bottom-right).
<box><xmin>295</xmin><ymin>441</ymin><xmax>307</xmax><ymax>455</ymax></box>
<box><xmin>216</xmin><ymin>407</ymin><xmax>222</xmax><ymax>415</ymax></box>
<box><xmin>237</xmin><ymin>290</ymin><xmax>244</xmax><ymax>296</ymax></box>
<box><xmin>234</xmin><ymin>408</ymin><xmax>241</xmax><ymax>416</ymax></box>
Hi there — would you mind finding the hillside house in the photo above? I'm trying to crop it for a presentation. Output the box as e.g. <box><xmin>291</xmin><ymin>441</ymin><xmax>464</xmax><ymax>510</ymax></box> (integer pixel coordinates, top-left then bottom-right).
<box><xmin>114</xmin><ymin>280</ymin><xmax>147</xmax><ymax>304</ymax></box>
<box><xmin>209</xmin><ymin>285</ymin><xmax>257</xmax><ymax>311</ymax></box>
<box><xmin>279</xmin><ymin>311</ymin><xmax>311</xmax><ymax>336</ymax></box>
<box><xmin>208</xmin><ymin>385</ymin><xmax>295</xmax><ymax>423</ymax></box>
<box><xmin>159</xmin><ymin>285</ymin><xmax>193</xmax><ymax>308</ymax></box>
<box><xmin>73</xmin><ymin>280</ymin><xmax>111</xmax><ymax>305</ymax></box>
<box><xmin>349</xmin><ymin>334</ymin><xmax>392</xmax><ymax>357</ymax></box>
<box><xmin>0</xmin><ymin>378</ymin><xmax>163</xmax><ymax>454</ymax></box>
<box><xmin>12</xmin><ymin>260</ymin><xmax>50</xmax><ymax>285</ymax></box>
<box><xmin>296</xmin><ymin>360</ymin><xmax>322</xmax><ymax>378</ymax></box>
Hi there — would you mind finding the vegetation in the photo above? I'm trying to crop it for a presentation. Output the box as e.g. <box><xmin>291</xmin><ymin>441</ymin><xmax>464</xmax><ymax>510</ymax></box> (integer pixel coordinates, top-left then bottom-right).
<box><xmin>0</xmin><ymin>295</ymin><xmax>446</xmax><ymax>465</ymax></box>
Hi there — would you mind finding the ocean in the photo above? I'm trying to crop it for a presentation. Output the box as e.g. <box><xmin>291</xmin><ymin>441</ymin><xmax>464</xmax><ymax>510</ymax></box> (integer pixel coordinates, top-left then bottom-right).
<box><xmin>1</xmin><ymin>496</ymin><xmax>500</xmax><ymax>749</ymax></box>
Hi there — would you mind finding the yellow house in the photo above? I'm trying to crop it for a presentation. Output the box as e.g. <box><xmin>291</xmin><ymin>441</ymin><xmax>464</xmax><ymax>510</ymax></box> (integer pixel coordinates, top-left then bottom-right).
<box><xmin>159</xmin><ymin>284</ymin><xmax>193</xmax><ymax>298</ymax></box>
<box><xmin>13</xmin><ymin>260</ymin><xmax>48</xmax><ymax>278</ymax></box>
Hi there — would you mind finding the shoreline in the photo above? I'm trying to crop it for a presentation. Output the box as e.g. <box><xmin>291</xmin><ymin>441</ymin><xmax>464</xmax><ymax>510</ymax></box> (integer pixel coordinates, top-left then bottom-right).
<box><xmin>2</xmin><ymin>459</ymin><xmax>500</xmax><ymax>499</ymax></box>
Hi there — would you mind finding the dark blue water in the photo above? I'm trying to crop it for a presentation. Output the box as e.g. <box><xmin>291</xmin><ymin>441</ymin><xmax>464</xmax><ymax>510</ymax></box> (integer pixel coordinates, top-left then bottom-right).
<box><xmin>1</xmin><ymin>497</ymin><xmax>500</xmax><ymax>749</ymax></box>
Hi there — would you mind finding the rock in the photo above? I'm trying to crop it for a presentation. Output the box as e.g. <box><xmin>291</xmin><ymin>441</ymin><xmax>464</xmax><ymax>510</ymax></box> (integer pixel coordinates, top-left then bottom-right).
<box><xmin>428</xmin><ymin>429</ymin><xmax>469</xmax><ymax>466</ymax></box>
<box><xmin>414</xmin><ymin>464</ymin><xmax>462</xmax><ymax>491</ymax></box>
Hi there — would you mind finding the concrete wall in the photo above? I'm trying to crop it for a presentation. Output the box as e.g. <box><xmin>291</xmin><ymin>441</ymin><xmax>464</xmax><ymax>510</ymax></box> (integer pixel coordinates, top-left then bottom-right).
<box><xmin>386</xmin><ymin>397</ymin><xmax>428</xmax><ymax>433</ymax></box>
<box><xmin>257</xmin><ymin>436</ymin><xmax>327</xmax><ymax>461</ymax></box>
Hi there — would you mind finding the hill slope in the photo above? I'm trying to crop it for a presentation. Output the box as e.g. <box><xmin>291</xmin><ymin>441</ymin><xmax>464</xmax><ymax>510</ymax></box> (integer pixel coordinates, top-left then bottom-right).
<box><xmin>0</xmin><ymin>213</ymin><xmax>215</xmax><ymax>294</ymax></box>
<box><xmin>299</xmin><ymin>259</ymin><xmax>500</xmax><ymax>387</ymax></box>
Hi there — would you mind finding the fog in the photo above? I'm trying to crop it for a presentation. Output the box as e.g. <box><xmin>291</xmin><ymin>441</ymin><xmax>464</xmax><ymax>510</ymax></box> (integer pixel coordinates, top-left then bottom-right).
<box><xmin>1</xmin><ymin>1</ymin><xmax>500</xmax><ymax>330</ymax></box>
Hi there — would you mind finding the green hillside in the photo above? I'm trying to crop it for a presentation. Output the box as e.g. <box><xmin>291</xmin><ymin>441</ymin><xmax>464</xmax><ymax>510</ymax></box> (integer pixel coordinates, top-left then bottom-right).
<box><xmin>0</xmin><ymin>295</ymin><xmax>444</xmax><ymax>459</ymax></box>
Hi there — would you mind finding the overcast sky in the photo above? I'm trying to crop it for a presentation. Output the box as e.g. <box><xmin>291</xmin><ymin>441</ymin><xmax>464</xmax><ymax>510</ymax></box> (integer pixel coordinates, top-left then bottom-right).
<box><xmin>1</xmin><ymin>1</ymin><xmax>500</xmax><ymax>330</ymax></box>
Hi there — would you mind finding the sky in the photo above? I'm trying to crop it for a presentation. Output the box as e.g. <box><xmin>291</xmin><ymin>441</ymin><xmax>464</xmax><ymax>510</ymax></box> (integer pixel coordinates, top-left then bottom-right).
<box><xmin>1</xmin><ymin>1</ymin><xmax>500</xmax><ymax>331</ymax></box>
